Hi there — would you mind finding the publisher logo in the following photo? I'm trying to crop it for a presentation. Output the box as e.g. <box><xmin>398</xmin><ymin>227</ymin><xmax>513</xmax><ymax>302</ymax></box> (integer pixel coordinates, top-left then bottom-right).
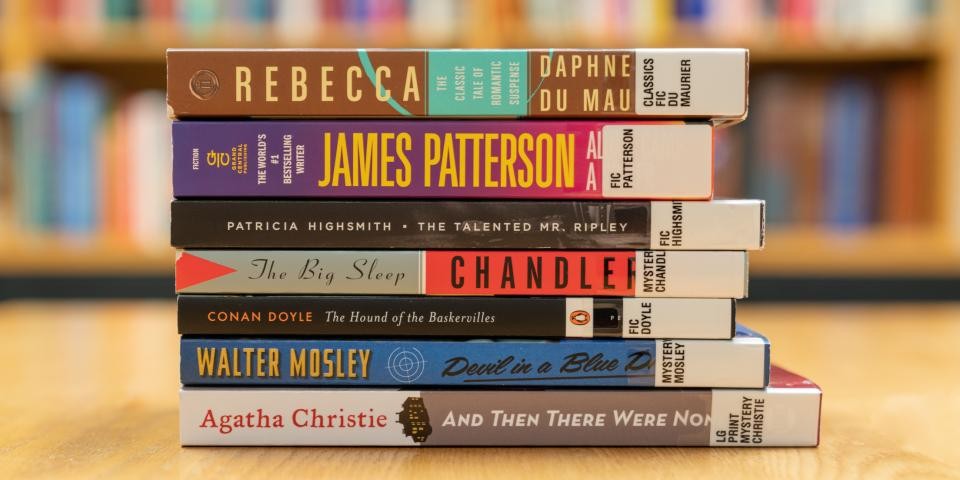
<box><xmin>190</xmin><ymin>70</ymin><xmax>219</xmax><ymax>100</ymax></box>
<box><xmin>397</xmin><ymin>397</ymin><xmax>433</xmax><ymax>443</ymax></box>
<box><xmin>569</xmin><ymin>310</ymin><xmax>591</xmax><ymax>326</ymax></box>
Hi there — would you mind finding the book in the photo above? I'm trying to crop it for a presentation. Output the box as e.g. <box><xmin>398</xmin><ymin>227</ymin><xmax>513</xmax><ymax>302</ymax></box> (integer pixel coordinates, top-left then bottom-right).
<box><xmin>8</xmin><ymin>68</ymin><xmax>55</xmax><ymax>231</ymax></box>
<box><xmin>166</xmin><ymin>49</ymin><xmax>748</xmax><ymax>120</ymax></box>
<box><xmin>880</xmin><ymin>71</ymin><xmax>929</xmax><ymax>224</ymax></box>
<box><xmin>170</xmin><ymin>199</ymin><xmax>765</xmax><ymax>250</ymax></box>
<box><xmin>172</xmin><ymin>120</ymin><xmax>714</xmax><ymax>200</ymax></box>
<box><xmin>56</xmin><ymin>74</ymin><xmax>106</xmax><ymax>234</ymax></box>
<box><xmin>180</xmin><ymin>324</ymin><xmax>768</xmax><ymax>388</ymax></box>
<box><xmin>178</xmin><ymin>295</ymin><xmax>736</xmax><ymax>339</ymax></box>
<box><xmin>179</xmin><ymin>366</ymin><xmax>819</xmax><ymax>446</ymax></box>
<box><xmin>175</xmin><ymin>250</ymin><xmax>749</xmax><ymax>297</ymax></box>
<box><xmin>823</xmin><ymin>77</ymin><xmax>877</xmax><ymax>226</ymax></box>
<box><xmin>7</xmin><ymin>70</ymin><xmax>170</xmax><ymax>247</ymax></box>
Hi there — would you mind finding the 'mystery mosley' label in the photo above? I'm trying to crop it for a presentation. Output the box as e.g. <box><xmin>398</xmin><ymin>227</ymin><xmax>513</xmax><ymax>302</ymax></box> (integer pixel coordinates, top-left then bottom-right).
<box><xmin>655</xmin><ymin>334</ymin><xmax>768</xmax><ymax>388</ymax></box>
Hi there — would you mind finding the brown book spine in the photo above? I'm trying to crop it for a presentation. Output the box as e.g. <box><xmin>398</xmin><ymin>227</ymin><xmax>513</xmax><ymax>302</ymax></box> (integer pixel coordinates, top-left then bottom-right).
<box><xmin>881</xmin><ymin>72</ymin><xmax>929</xmax><ymax>224</ymax></box>
<box><xmin>166</xmin><ymin>48</ymin><xmax>748</xmax><ymax>119</ymax></box>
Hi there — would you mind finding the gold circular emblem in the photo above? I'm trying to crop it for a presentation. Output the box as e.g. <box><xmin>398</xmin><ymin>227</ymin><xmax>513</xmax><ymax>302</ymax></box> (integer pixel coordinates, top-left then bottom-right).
<box><xmin>189</xmin><ymin>70</ymin><xmax>219</xmax><ymax>100</ymax></box>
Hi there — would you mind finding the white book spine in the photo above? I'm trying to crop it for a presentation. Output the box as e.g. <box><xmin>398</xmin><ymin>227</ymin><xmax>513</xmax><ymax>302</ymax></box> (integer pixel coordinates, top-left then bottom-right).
<box><xmin>181</xmin><ymin>384</ymin><xmax>819</xmax><ymax>447</ymax></box>
<box><xmin>650</xmin><ymin>200</ymin><xmax>765</xmax><ymax>250</ymax></box>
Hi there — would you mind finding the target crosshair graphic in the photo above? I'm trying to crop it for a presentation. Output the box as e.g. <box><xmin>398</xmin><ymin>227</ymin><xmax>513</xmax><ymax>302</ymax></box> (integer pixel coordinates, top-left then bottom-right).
<box><xmin>386</xmin><ymin>347</ymin><xmax>427</xmax><ymax>383</ymax></box>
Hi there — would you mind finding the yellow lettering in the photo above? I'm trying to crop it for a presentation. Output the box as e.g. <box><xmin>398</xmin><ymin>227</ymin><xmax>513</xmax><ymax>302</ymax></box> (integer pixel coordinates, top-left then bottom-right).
<box><xmin>395</xmin><ymin>132</ymin><xmax>412</xmax><ymax>187</ymax></box>
<box><xmin>321</xmin><ymin>66</ymin><xmax>334</xmax><ymax>101</ymax></box>
<box><xmin>352</xmin><ymin>133</ymin><xmax>377</xmax><ymax>187</ymax></box>
<box><xmin>290</xmin><ymin>348</ymin><xmax>306</xmax><ymax>376</ymax></box>
<box><xmin>423</xmin><ymin>133</ymin><xmax>440</xmax><ymax>187</ymax></box>
<box><xmin>403</xmin><ymin>66</ymin><xmax>420</xmax><ymax>101</ymax></box>
<box><xmin>236</xmin><ymin>66</ymin><xmax>251</xmax><ymax>102</ymax></box>
<box><xmin>197</xmin><ymin>348</ymin><xmax>216</xmax><ymax>376</ymax></box>
<box><xmin>500</xmin><ymin>133</ymin><xmax>518</xmax><ymax>187</ymax></box>
<box><xmin>380</xmin><ymin>132</ymin><xmax>396</xmax><ymax>187</ymax></box>
<box><xmin>291</xmin><ymin>66</ymin><xmax>307</xmax><ymax>101</ymax></box>
<box><xmin>375</xmin><ymin>66</ymin><xmax>391</xmax><ymax>101</ymax></box>
<box><xmin>265</xmin><ymin>66</ymin><xmax>278</xmax><ymax>102</ymax></box>
<box><xmin>346</xmin><ymin>66</ymin><xmax>362</xmax><ymax>101</ymax></box>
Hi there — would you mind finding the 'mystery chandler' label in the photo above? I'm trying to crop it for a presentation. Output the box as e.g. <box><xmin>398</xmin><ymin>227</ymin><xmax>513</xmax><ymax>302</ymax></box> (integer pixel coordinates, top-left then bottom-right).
<box><xmin>179</xmin><ymin>326</ymin><xmax>767</xmax><ymax>388</ymax></box>
<box><xmin>176</xmin><ymin>250</ymin><xmax>748</xmax><ymax>297</ymax></box>
<box><xmin>172</xmin><ymin>121</ymin><xmax>712</xmax><ymax>199</ymax></box>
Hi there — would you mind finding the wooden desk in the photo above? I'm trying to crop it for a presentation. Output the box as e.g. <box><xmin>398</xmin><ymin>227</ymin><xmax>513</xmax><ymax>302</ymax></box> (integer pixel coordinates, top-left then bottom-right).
<box><xmin>1</xmin><ymin>301</ymin><xmax>958</xmax><ymax>479</ymax></box>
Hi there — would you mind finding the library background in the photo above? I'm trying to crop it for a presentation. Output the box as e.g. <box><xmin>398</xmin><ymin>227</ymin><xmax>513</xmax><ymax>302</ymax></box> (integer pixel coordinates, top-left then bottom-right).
<box><xmin>0</xmin><ymin>0</ymin><xmax>958</xmax><ymax>300</ymax></box>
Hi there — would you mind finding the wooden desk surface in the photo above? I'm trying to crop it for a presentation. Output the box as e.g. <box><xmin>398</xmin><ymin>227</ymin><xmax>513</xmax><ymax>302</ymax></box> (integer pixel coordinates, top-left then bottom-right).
<box><xmin>1</xmin><ymin>301</ymin><xmax>958</xmax><ymax>479</ymax></box>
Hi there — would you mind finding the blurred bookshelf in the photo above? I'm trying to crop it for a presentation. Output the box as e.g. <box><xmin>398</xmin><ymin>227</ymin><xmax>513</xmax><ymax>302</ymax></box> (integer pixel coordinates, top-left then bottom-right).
<box><xmin>1</xmin><ymin>0</ymin><xmax>960</xmax><ymax>296</ymax></box>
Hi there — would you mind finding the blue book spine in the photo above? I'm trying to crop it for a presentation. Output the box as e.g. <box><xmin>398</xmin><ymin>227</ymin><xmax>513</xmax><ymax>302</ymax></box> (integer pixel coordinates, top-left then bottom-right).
<box><xmin>9</xmin><ymin>69</ymin><xmax>54</xmax><ymax>230</ymax></box>
<box><xmin>246</xmin><ymin>0</ymin><xmax>273</xmax><ymax>21</ymax></box>
<box><xmin>180</xmin><ymin>326</ymin><xmax>769</xmax><ymax>388</ymax></box>
<box><xmin>675</xmin><ymin>0</ymin><xmax>706</xmax><ymax>21</ymax></box>
<box><xmin>55</xmin><ymin>75</ymin><xmax>105</xmax><ymax>233</ymax></box>
<box><xmin>824</xmin><ymin>79</ymin><xmax>875</xmax><ymax>226</ymax></box>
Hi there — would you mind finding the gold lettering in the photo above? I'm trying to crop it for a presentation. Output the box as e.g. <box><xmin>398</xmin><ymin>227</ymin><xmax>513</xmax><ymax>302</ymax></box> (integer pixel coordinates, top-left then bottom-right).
<box><xmin>290</xmin><ymin>348</ymin><xmax>306</xmax><ymax>376</ymax></box>
<box><xmin>395</xmin><ymin>132</ymin><xmax>412</xmax><ymax>187</ymax></box>
<box><xmin>423</xmin><ymin>133</ymin><xmax>440</xmax><ymax>187</ymax></box>
<box><xmin>375</xmin><ymin>66</ymin><xmax>391</xmax><ymax>101</ymax></box>
<box><xmin>346</xmin><ymin>65</ymin><xmax>362</xmax><ymax>101</ymax></box>
<box><xmin>236</xmin><ymin>66</ymin><xmax>251</xmax><ymax>102</ymax></box>
<box><xmin>321</xmin><ymin>66</ymin><xmax>334</xmax><ymax>102</ymax></box>
<box><xmin>291</xmin><ymin>66</ymin><xmax>307</xmax><ymax>101</ymax></box>
<box><xmin>403</xmin><ymin>66</ymin><xmax>420</xmax><ymax>101</ymax></box>
<box><xmin>500</xmin><ymin>133</ymin><xmax>518</xmax><ymax>187</ymax></box>
<box><xmin>265</xmin><ymin>66</ymin><xmax>278</xmax><ymax>102</ymax></box>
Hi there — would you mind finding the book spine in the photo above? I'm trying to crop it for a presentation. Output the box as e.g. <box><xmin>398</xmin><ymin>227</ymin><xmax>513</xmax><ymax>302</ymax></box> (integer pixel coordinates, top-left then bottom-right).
<box><xmin>172</xmin><ymin>121</ymin><xmax>713</xmax><ymax>199</ymax></box>
<box><xmin>179</xmin><ymin>331</ymin><xmax>769</xmax><ymax>387</ymax></box>
<box><xmin>179</xmin><ymin>385</ymin><xmax>819</xmax><ymax>446</ymax></box>
<box><xmin>56</xmin><ymin>75</ymin><xmax>104</xmax><ymax>233</ymax></box>
<box><xmin>166</xmin><ymin>49</ymin><xmax>748</xmax><ymax>119</ymax></box>
<box><xmin>177</xmin><ymin>295</ymin><xmax>736</xmax><ymax>339</ymax></box>
<box><xmin>175</xmin><ymin>250</ymin><xmax>749</xmax><ymax>298</ymax></box>
<box><xmin>171</xmin><ymin>199</ymin><xmax>764</xmax><ymax>250</ymax></box>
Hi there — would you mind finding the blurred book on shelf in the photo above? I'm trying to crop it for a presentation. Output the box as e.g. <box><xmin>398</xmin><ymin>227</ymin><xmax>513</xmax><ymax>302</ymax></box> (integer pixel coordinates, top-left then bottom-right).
<box><xmin>25</xmin><ymin>0</ymin><xmax>936</xmax><ymax>48</ymax></box>
<box><xmin>717</xmin><ymin>68</ymin><xmax>933</xmax><ymax>228</ymax></box>
<box><xmin>5</xmin><ymin>70</ymin><xmax>170</xmax><ymax>252</ymax></box>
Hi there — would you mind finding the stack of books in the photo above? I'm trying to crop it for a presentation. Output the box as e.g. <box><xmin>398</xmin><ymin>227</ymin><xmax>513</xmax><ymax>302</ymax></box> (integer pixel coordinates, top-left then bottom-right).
<box><xmin>168</xmin><ymin>48</ymin><xmax>821</xmax><ymax>446</ymax></box>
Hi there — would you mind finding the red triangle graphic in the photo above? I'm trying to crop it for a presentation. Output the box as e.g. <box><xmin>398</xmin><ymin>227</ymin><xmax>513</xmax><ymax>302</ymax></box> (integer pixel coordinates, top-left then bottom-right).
<box><xmin>176</xmin><ymin>252</ymin><xmax>237</xmax><ymax>291</ymax></box>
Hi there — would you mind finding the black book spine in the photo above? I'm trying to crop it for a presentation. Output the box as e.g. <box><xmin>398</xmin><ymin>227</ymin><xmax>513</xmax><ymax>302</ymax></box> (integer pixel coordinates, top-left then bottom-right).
<box><xmin>170</xmin><ymin>200</ymin><xmax>652</xmax><ymax>249</ymax></box>
<box><xmin>177</xmin><ymin>295</ymin><xmax>628</xmax><ymax>338</ymax></box>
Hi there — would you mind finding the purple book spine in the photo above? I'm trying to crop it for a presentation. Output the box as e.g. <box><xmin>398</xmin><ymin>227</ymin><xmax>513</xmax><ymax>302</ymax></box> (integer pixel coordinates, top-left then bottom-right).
<box><xmin>172</xmin><ymin>121</ymin><xmax>713</xmax><ymax>199</ymax></box>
